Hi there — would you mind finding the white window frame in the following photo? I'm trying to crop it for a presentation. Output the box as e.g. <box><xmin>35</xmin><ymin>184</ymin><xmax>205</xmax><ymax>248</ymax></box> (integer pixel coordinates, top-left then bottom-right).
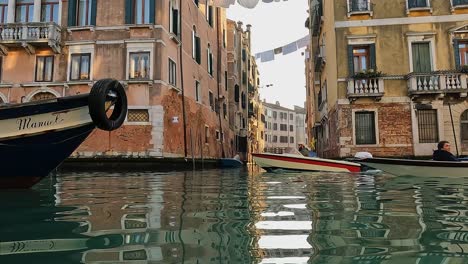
<box><xmin>168</xmin><ymin>57</ymin><xmax>177</xmax><ymax>87</ymax></box>
<box><xmin>195</xmin><ymin>80</ymin><xmax>201</xmax><ymax>103</ymax></box>
<box><xmin>126</xmin><ymin>42</ymin><xmax>154</xmax><ymax>81</ymax></box>
<box><xmin>352</xmin><ymin>108</ymin><xmax>379</xmax><ymax>146</ymax></box>
<box><xmin>192</xmin><ymin>26</ymin><xmax>197</xmax><ymax>60</ymax></box>
<box><xmin>451</xmin><ymin>0</ymin><xmax>468</xmax><ymax>10</ymax></box>
<box><xmin>405</xmin><ymin>0</ymin><xmax>432</xmax><ymax>14</ymax></box>
<box><xmin>67</xmin><ymin>44</ymin><xmax>94</xmax><ymax>82</ymax></box>
<box><xmin>407</xmin><ymin>33</ymin><xmax>436</xmax><ymax>72</ymax></box>
<box><xmin>209</xmin><ymin>90</ymin><xmax>214</xmax><ymax>111</ymax></box>
<box><xmin>347</xmin><ymin>0</ymin><xmax>372</xmax><ymax>17</ymax></box>
<box><xmin>169</xmin><ymin>0</ymin><xmax>180</xmax><ymax>36</ymax></box>
<box><xmin>207</xmin><ymin>43</ymin><xmax>213</xmax><ymax>76</ymax></box>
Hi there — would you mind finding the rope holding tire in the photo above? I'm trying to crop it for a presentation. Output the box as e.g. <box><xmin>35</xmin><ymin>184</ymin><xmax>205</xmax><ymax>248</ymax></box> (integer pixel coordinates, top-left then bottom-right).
<box><xmin>88</xmin><ymin>79</ymin><xmax>128</xmax><ymax>131</ymax></box>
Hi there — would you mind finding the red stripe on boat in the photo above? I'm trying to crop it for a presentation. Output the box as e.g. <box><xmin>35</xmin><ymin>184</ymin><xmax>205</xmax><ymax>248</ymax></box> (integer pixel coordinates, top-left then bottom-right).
<box><xmin>253</xmin><ymin>153</ymin><xmax>361</xmax><ymax>173</ymax></box>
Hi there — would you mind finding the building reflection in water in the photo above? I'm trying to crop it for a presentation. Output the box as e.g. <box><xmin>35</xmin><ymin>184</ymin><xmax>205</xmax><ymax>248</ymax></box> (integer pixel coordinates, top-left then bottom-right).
<box><xmin>54</xmin><ymin>170</ymin><xmax>256</xmax><ymax>263</ymax></box>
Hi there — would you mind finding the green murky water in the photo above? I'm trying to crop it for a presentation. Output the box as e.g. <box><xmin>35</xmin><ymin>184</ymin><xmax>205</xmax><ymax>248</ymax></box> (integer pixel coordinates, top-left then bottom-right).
<box><xmin>2</xmin><ymin>168</ymin><xmax>468</xmax><ymax>263</ymax></box>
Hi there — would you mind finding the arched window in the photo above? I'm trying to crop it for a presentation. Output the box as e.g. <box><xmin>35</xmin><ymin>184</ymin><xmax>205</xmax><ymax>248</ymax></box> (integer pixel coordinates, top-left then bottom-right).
<box><xmin>31</xmin><ymin>92</ymin><xmax>56</xmax><ymax>102</ymax></box>
<box><xmin>234</xmin><ymin>84</ymin><xmax>239</xmax><ymax>103</ymax></box>
<box><xmin>461</xmin><ymin>110</ymin><xmax>468</xmax><ymax>141</ymax></box>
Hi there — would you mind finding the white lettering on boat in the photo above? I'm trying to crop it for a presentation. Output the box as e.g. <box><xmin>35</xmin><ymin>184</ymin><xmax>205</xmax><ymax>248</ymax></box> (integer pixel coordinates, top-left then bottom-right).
<box><xmin>16</xmin><ymin>113</ymin><xmax>65</xmax><ymax>131</ymax></box>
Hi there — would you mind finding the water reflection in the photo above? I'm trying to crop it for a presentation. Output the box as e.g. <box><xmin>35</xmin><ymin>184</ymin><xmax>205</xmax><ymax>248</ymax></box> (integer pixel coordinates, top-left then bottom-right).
<box><xmin>3</xmin><ymin>170</ymin><xmax>468</xmax><ymax>263</ymax></box>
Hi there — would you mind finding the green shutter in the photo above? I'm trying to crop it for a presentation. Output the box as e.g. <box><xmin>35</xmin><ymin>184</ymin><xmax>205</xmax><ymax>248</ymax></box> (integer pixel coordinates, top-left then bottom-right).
<box><xmin>369</xmin><ymin>43</ymin><xmax>376</xmax><ymax>70</ymax></box>
<box><xmin>454</xmin><ymin>39</ymin><xmax>461</xmax><ymax>69</ymax></box>
<box><xmin>348</xmin><ymin>45</ymin><xmax>354</xmax><ymax>76</ymax></box>
<box><xmin>149</xmin><ymin>0</ymin><xmax>155</xmax><ymax>24</ymax></box>
<box><xmin>90</xmin><ymin>0</ymin><xmax>97</xmax><ymax>26</ymax></box>
<box><xmin>125</xmin><ymin>0</ymin><xmax>133</xmax><ymax>24</ymax></box>
<box><xmin>68</xmin><ymin>0</ymin><xmax>77</xmax><ymax>27</ymax></box>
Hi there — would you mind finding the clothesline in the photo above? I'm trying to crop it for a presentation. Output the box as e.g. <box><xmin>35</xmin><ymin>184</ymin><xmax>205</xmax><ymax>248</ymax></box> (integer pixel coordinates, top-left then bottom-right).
<box><xmin>212</xmin><ymin>0</ymin><xmax>289</xmax><ymax>9</ymax></box>
<box><xmin>254</xmin><ymin>34</ymin><xmax>310</xmax><ymax>62</ymax></box>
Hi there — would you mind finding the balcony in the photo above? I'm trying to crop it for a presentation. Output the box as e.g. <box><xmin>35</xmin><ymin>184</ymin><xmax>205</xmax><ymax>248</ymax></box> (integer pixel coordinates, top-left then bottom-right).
<box><xmin>407</xmin><ymin>72</ymin><xmax>468</xmax><ymax>97</ymax></box>
<box><xmin>0</xmin><ymin>22</ymin><xmax>61</xmax><ymax>54</ymax></box>
<box><xmin>347</xmin><ymin>77</ymin><xmax>384</xmax><ymax>101</ymax></box>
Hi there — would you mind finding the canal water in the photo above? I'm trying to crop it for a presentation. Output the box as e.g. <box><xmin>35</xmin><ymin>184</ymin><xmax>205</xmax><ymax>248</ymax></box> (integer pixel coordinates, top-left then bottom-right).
<box><xmin>2</xmin><ymin>168</ymin><xmax>468</xmax><ymax>263</ymax></box>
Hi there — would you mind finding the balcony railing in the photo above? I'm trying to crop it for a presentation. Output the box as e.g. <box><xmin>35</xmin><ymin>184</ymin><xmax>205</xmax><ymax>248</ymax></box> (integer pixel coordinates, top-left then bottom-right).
<box><xmin>347</xmin><ymin>77</ymin><xmax>384</xmax><ymax>101</ymax></box>
<box><xmin>407</xmin><ymin>72</ymin><xmax>468</xmax><ymax>96</ymax></box>
<box><xmin>0</xmin><ymin>22</ymin><xmax>61</xmax><ymax>53</ymax></box>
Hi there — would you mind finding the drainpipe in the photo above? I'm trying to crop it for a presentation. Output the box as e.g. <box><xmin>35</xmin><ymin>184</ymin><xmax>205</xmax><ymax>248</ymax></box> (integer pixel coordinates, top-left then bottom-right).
<box><xmin>216</xmin><ymin>7</ymin><xmax>225</xmax><ymax>158</ymax></box>
<box><xmin>179</xmin><ymin>0</ymin><xmax>188</xmax><ymax>158</ymax></box>
<box><xmin>449</xmin><ymin>103</ymin><xmax>459</xmax><ymax>157</ymax></box>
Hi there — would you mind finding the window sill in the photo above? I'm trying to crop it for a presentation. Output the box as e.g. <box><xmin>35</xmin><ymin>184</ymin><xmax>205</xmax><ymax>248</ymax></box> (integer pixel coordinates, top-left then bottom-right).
<box><xmin>127</xmin><ymin>79</ymin><xmax>152</xmax><ymax>84</ymax></box>
<box><xmin>126</xmin><ymin>24</ymin><xmax>154</xmax><ymax>30</ymax></box>
<box><xmin>452</xmin><ymin>4</ymin><xmax>468</xmax><ymax>11</ymax></box>
<box><xmin>67</xmin><ymin>26</ymin><xmax>95</xmax><ymax>33</ymax></box>
<box><xmin>347</xmin><ymin>10</ymin><xmax>373</xmax><ymax>17</ymax></box>
<box><xmin>0</xmin><ymin>83</ymin><xmax>13</xmax><ymax>88</ymax></box>
<box><xmin>67</xmin><ymin>80</ymin><xmax>92</xmax><ymax>86</ymax></box>
<box><xmin>21</xmin><ymin>82</ymin><xmax>64</xmax><ymax>87</ymax></box>
<box><xmin>169</xmin><ymin>33</ymin><xmax>181</xmax><ymax>44</ymax></box>
<box><xmin>406</xmin><ymin>7</ymin><xmax>432</xmax><ymax>14</ymax></box>
<box><xmin>168</xmin><ymin>84</ymin><xmax>181</xmax><ymax>92</ymax></box>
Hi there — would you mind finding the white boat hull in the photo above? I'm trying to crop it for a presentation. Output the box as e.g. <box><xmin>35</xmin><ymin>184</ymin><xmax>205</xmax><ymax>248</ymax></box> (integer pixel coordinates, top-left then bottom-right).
<box><xmin>252</xmin><ymin>153</ymin><xmax>361</xmax><ymax>173</ymax></box>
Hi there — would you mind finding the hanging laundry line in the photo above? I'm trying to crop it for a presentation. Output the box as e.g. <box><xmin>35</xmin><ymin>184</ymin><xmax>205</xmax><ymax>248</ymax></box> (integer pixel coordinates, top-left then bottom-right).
<box><xmin>254</xmin><ymin>34</ymin><xmax>310</xmax><ymax>62</ymax></box>
<box><xmin>211</xmin><ymin>0</ymin><xmax>289</xmax><ymax>9</ymax></box>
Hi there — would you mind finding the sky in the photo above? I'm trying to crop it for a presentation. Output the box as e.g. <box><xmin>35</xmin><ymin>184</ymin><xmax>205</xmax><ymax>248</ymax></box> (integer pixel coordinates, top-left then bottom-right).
<box><xmin>226</xmin><ymin>0</ymin><xmax>309</xmax><ymax>109</ymax></box>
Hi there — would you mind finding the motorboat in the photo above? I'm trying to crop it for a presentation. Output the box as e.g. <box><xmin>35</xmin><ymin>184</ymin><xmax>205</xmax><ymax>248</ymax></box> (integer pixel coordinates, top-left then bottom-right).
<box><xmin>252</xmin><ymin>152</ymin><xmax>361</xmax><ymax>173</ymax></box>
<box><xmin>0</xmin><ymin>79</ymin><xmax>127</xmax><ymax>188</ymax></box>
<box><xmin>354</xmin><ymin>157</ymin><xmax>468</xmax><ymax>177</ymax></box>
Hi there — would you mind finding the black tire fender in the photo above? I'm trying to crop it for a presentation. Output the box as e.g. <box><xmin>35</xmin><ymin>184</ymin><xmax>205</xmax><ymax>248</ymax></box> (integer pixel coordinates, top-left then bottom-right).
<box><xmin>88</xmin><ymin>79</ymin><xmax>128</xmax><ymax>131</ymax></box>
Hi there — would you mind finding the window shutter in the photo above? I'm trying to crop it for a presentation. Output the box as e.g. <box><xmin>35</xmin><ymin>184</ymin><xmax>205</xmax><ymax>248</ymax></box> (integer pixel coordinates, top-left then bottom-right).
<box><xmin>90</xmin><ymin>0</ymin><xmax>97</xmax><ymax>26</ymax></box>
<box><xmin>125</xmin><ymin>0</ymin><xmax>133</xmax><ymax>24</ymax></box>
<box><xmin>68</xmin><ymin>0</ymin><xmax>77</xmax><ymax>27</ymax></box>
<box><xmin>369</xmin><ymin>43</ymin><xmax>376</xmax><ymax>70</ymax></box>
<box><xmin>347</xmin><ymin>45</ymin><xmax>354</xmax><ymax>76</ymax></box>
<box><xmin>454</xmin><ymin>39</ymin><xmax>461</xmax><ymax>69</ymax></box>
<box><xmin>149</xmin><ymin>0</ymin><xmax>155</xmax><ymax>24</ymax></box>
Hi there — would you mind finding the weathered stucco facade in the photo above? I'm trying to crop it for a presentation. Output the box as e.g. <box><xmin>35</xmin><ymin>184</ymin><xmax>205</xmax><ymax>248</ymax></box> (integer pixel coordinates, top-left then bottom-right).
<box><xmin>307</xmin><ymin>0</ymin><xmax>468</xmax><ymax>158</ymax></box>
<box><xmin>0</xmin><ymin>0</ymin><xmax>240</xmax><ymax>159</ymax></box>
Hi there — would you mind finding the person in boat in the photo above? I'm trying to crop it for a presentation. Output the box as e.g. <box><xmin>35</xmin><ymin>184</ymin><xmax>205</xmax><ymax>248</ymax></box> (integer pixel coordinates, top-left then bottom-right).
<box><xmin>433</xmin><ymin>141</ymin><xmax>459</xmax><ymax>161</ymax></box>
<box><xmin>298</xmin><ymin>143</ymin><xmax>310</xmax><ymax>157</ymax></box>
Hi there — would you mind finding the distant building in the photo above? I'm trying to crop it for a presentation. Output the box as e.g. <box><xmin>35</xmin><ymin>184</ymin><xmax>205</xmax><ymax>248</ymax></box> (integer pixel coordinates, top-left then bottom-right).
<box><xmin>263</xmin><ymin>101</ymin><xmax>307</xmax><ymax>153</ymax></box>
<box><xmin>306</xmin><ymin>0</ymin><xmax>468</xmax><ymax>158</ymax></box>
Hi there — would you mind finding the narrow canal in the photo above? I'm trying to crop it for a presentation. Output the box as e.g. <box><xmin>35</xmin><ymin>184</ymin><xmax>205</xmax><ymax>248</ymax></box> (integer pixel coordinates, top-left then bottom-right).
<box><xmin>2</xmin><ymin>169</ymin><xmax>468</xmax><ymax>263</ymax></box>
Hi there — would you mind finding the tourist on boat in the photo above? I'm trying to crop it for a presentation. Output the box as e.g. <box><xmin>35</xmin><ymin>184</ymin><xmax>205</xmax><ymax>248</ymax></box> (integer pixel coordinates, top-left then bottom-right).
<box><xmin>298</xmin><ymin>143</ymin><xmax>310</xmax><ymax>157</ymax></box>
<box><xmin>433</xmin><ymin>141</ymin><xmax>459</xmax><ymax>161</ymax></box>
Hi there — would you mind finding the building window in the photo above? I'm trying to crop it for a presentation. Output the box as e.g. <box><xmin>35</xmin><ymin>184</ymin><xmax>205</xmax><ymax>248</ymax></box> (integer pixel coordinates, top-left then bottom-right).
<box><xmin>273</xmin><ymin>123</ymin><xmax>277</xmax><ymax>130</ymax></box>
<box><xmin>0</xmin><ymin>0</ymin><xmax>6</xmax><ymax>24</ymax></box>
<box><xmin>453</xmin><ymin>0</ymin><xmax>468</xmax><ymax>6</ymax></box>
<box><xmin>169</xmin><ymin>0</ymin><xmax>180</xmax><ymax>36</ymax></box>
<box><xmin>193</xmin><ymin>0</ymin><xmax>198</xmax><ymax>6</ymax></box>
<box><xmin>207</xmin><ymin>44</ymin><xmax>213</xmax><ymax>75</ymax></box>
<box><xmin>349</xmin><ymin>0</ymin><xmax>369</xmax><ymax>12</ymax></box>
<box><xmin>35</xmin><ymin>56</ymin><xmax>54</xmax><ymax>82</ymax></box>
<box><xmin>408</xmin><ymin>0</ymin><xmax>429</xmax><ymax>8</ymax></box>
<box><xmin>41</xmin><ymin>0</ymin><xmax>59</xmax><ymax>23</ymax></box>
<box><xmin>234</xmin><ymin>84</ymin><xmax>240</xmax><ymax>102</ymax></box>
<box><xmin>272</xmin><ymin>135</ymin><xmax>277</xmax><ymax>143</ymax></box>
<box><xmin>169</xmin><ymin>58</ymin><xmax>176</xmax><ymax>86</ymax></box>
<box><xmin>242</xmin><ymin>71</ymin><xmax>247</xmax><ymax>84</ymax></box>
<box><xmin>205</xmin><ymin>125</ymin><xmax>209</xmax><ymax>144</ymax></box>
<box><xmin>290</xmin><ymin>113</ymin><xmax>293</xmax><ymax>120</ymax></box>
<box><xmin>412</xmin><ymin>42</ymin><xmax>432</xmax><ymax>72</ymax></box>
<box><xmin>355</xmin><ymin>111</ymin><xmax>376</xmax><ymax>145</ymax></box>
<box><xmin>242</xmin><ymin>49</ymin><xmax>246</xmax><ymax>61</ymax></box>
<box><xmin>461</xmin><ymin>110</ymin><xmax>468</xmax><ymax>141</ymax></box>
<box><xmin>280</xmin><ymin>124</ymin><xmax>287</xmax><ymax>131</ymax></box>
<box><xmin>127</xmin><ymin>109</ymin><xmax>150</xmax><ymax>122</ymax></box>
<box><xmin>209</xmin><ymin>91</ymin><xmax>214</xmax><ymax>111</ymax></box>
<box><xmin>280</xmin><ymin>136</ymin><xmax>288</xmax><ymax>143</ymax></box>
<box><xmin>417</xmin><ymin>109</ymin><xmax>438</xmax><ymax>143</ymax></box>
<box><xmin>273</xmin><ymin>111</ymin><xmax>277</xmax><ymax>119</ymax></box>
<box><xmin>76</xmin><ymin>0</ymin><xmax>92</xmax><ymax>26</ymax></box>
<box><xmin>206</xmin><ymin>4</ymin><xmax>213</xmax><ymax>27</ymax></box>
<box><xmin>353</xmin><ymin>46</ymin><xmax>370</xmax><ymax>73</ymax></box>
<box><xmin>224</xmin><ymin>71</ymin><xmax>228</xmax><ymax>91</ymax></box>
<box><xmin>70</xmin><ymin>53</ymin><xmax>91</xmax><ymax>80</ymax></box>
<box><xmin>129</xmin><ymin>52</ymin><xmax>150</xmax><ymax>79</ymax></box>
<box><xmin>195</xmin><ymin>81</ymin><xmax>201</xmax><ymax>103</ymax></box>
<box><xmin>457</xmin><ymin>41</ymin><xmax>468</xmax><ymax>66</ymax></box>
<box><xmin>192</xmin><ymin>26</ymin><xmax>201</xmax><ymax>64</ymax></box>
<box><xmin>290</xmin><ymin>125</ymin><xmax>294</xmax><ymax>132</ymax></box>
<box><xmin>241</xmin><ymin>92</ymin><xmax>246</xmax><ymax>109</ymax></box>
<box><xmin>223</xmin><ymin>102</ymin><xmax>227</xmax><ymax>119</ymax></box>
<box><xmin>134</xmin><ymin>0</ymin><xmax>150</xmax><ymax>24</ymax></box>
<box><xmin>68</xmin><ymin>0</ymin><xmax>97</xmax><ymax>26</ymax></box>
<box><xmin>261</xmin><ymin>131</ymin><xmax>264</xmax><ymax>139</ymax></box>
<box><xmin>15</xmin><ymin>0</ymin><xmax>34</xmax><ymax>22</ymax></box>
<box><xmin>290</xmin><ymin>137</ymin><xmax>294</xmax><ymax>143</ymax></box>
<box><xmin>216</xmin><ymin>130</ymin><xmax>220</xmax><ymax>141</ymax></box>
